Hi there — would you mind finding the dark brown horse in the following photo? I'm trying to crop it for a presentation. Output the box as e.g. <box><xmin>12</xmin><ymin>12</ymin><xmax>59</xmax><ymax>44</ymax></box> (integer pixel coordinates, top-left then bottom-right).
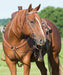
<box><xmin>36</xmin><ymin>18</ymin><xmax>61</xmax><ymax>75</ymax></box>
<box><xmin>2</xmin><ymin>4</ymin><xmax>46</xmax><ymax>75</ymax></box>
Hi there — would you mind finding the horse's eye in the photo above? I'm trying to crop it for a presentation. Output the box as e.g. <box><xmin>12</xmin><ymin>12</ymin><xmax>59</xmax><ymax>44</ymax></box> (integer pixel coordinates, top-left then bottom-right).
<box><xmin>30</xmin><ymin>20</ymin><xmax>34</xmax><ymax>24</ymax></box>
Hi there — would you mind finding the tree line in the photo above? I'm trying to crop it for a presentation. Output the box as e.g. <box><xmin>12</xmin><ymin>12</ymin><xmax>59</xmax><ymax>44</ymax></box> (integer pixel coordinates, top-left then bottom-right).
<box><xmin>0</xmin><ymin>18</ymin><xmax>10</xmax><ymax>26</ymax></box>
<box><xmin>0</xmin><ymin>6</ymin><xmax>63</xmax><ymax>42</ymax></box>
<box><xmin>38</xmin><ymin>6</ymin><xmax>63</xmax><ymax>37</ymax></box>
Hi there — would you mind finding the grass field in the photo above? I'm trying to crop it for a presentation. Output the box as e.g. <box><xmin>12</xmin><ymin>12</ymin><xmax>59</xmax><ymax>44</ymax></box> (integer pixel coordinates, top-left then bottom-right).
<box><xmin>0</xmin><ymin>40</ymin><xmax>63</xmax><ymax>75</ymax></box>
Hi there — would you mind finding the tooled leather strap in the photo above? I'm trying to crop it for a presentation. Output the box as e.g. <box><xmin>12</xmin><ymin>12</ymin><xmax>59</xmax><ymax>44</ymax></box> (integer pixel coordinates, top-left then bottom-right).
<box><xmin>41</xmin><ymin>19</ymin><xmax>52</xmax><ymax>33</ymax></box>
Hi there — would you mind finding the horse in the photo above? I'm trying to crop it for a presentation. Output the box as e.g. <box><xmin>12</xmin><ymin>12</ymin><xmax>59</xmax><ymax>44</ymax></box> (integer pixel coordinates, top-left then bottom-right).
<box><xmin>2</xmin><ymin>4</ymin><xmax>46</xmax><ymax>75</ymax></box>
<box><xmin>2</xmin><ymin>4</ymin><xmax>61</xmax><ymax>75</ymax></box>
<box><xmin>36</xmin><ymin>18</ymin><xmax>61</xmax><ymax>75</ymax></box>
<box><xmin>31</xmin><ymin>6</ymin><xmax>61</xmax><ymax>75</ymax></box>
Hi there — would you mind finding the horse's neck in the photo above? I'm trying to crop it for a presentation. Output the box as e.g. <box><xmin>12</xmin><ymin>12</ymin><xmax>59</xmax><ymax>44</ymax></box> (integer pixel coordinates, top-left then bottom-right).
<box><xmin>5</xmin><ymin>10</ymin><xmax>26</xmax><ymax>45</ymax></box>
<box><xmin>5</xmin><ymin>10</ymin><xmax>25</xmax><ymax>45</ymax></box>
<box><xmin>4</xmin><ymin>26</ymin><xmax>18</xmax><ymax>46</ymax></box>
<box><xmin>10</xmin><ymin>10</ymin><xmax>26</xmax><ymax>39</ymax></box>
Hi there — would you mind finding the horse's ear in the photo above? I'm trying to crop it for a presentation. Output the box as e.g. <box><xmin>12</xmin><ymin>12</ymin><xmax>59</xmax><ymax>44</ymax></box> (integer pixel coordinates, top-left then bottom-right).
<box><xmin>28</xmin><ymin>4</ymin><xmax>32</xmax><ymax>12</ymax></box>
<box><xmin>34</xmin><ymin>4</ymin><xmax>41</xmax><ymax>11</ymax></box>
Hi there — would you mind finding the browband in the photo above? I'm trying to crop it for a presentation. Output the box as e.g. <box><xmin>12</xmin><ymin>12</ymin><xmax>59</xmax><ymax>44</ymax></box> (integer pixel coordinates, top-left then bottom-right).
<box><xmin>26</xmin><ymin>11</ymin><xmax>37</xmax><ymax>15</ymax></box>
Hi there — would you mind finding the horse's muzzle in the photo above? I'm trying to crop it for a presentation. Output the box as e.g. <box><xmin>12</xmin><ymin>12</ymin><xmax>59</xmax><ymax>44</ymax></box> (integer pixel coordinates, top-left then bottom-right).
<box><xmin>36</xmin><ymin>39</ymin><xmax>45</xmax><ymax>46</ymax></box>
<box><xmin>32</xmin><ymin>33</ymin><xmax>45</xmax><ymax>46</ymax></box>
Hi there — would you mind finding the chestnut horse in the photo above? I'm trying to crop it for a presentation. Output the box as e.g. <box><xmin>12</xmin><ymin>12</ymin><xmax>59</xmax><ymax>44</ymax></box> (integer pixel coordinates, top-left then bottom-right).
<box><xmin>3</xmin><ymin>4</ymin><xmax>46</xmax><ymax>75</ymax></box>
<box><xmin>2</xmin><ymin>4</ymin><xmax>61</xmax><ymax>75</ymax></box>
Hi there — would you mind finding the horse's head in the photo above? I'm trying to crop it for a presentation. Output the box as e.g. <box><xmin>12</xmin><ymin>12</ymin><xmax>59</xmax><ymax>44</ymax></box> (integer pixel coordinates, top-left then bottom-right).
<box><xmin>22</xmin><ymin>4</ymin><xmax>46</xmax><ymax>46</ymax></box>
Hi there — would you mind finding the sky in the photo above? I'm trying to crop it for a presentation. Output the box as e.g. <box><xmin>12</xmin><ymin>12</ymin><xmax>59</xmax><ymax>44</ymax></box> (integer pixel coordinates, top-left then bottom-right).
<box><xmin>0</xmin><ymin>0</ymin><xmax>63</xmax><ymax>19</ymax></box>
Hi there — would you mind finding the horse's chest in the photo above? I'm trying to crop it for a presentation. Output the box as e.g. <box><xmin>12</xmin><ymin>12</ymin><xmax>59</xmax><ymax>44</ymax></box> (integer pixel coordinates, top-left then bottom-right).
<box><xmin>3</xmin><ymin>42</ymin><xmax>31</xmax><ymax>60</ymax></box>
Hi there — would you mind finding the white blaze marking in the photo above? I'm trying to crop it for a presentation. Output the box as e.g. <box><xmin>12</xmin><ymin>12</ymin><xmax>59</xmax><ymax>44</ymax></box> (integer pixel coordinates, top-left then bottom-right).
<box><xmin>27</xmin><ymin>11</ymin><xmax>37</xmax><ymax>15</ymax></box>
<box><xmin>35</xmin><ymin>17</ymin><xmax>46</xmax><ymax>42</ymax></box>
<box><xmin>35</xmin><ymin>17</ymin><xmax>44</xmax><ymax>36</ymax></box>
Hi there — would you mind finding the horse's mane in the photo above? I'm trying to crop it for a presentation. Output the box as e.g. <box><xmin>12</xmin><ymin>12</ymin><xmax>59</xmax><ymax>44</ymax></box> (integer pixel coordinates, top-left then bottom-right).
<box><xmin>5</xmin><ymin>10</ymin><xmax>26</xmax><ymax>39</ymax></box>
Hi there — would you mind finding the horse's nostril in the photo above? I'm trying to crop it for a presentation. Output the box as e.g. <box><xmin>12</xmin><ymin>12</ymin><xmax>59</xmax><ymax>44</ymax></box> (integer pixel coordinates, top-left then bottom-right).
<box><xmin>40</xmin><ymin>39</ymin><xmax>43</xmax><ymax>44</ymax></box>
<box><xmin>32</xmin><ymin>33</ymin><xmax>35</xmax><ymax>37</ymax></box>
